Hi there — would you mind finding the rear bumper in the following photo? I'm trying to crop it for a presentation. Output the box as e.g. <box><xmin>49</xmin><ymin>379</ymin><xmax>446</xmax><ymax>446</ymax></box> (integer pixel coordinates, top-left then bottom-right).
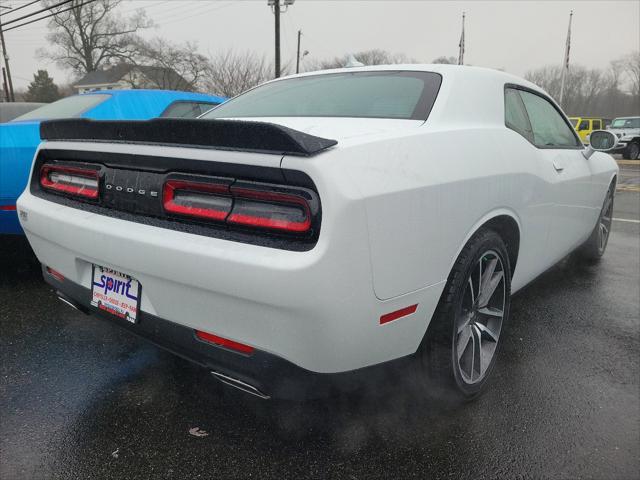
<box><xmin>46</xmin><ymin>265</ymin><xmax>415</xmax><ymax>400</ymax></box>
<box><xmin>18</xmin><ymin>191</ymin><xmax>444</xmax><ymax>374</ymax></box>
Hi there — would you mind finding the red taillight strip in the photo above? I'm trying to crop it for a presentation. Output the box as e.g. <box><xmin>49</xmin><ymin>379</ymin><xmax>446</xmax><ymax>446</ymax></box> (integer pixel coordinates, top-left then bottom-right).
<box><xmin>195</xmin><ymin>330</ymin><xmax>255</xmax><ymax>355</ymax></box>
<box><xmin>228</xmin><ymin>187</ymin><xmax>312</xmax><ymax>233</ymax></box>
<box><xmin>0</xmin><ymin>204</ymin><xmax>16</xmax><ymax>211</ymax></box>
<box><xmin>379</xmin><ymin>304</ymin><xmax>418</xmax><ymax>325</ymax></box>
<box><xmin>163</xmin><ymin>180</ymin><xmax>230</xmax><ymax>221</ymax></box>
<box><xmin>40</xmin><ymin>165</ymin><xmax>99</xmax><ymax>199</ymax></box>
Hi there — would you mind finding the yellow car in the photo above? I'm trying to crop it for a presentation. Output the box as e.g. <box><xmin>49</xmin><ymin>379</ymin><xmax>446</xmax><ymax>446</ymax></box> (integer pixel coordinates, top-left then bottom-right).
<box><xmin>569</xmin><ymin>117</ymin><xmax>606</xmax><ymax>144</ymax></box>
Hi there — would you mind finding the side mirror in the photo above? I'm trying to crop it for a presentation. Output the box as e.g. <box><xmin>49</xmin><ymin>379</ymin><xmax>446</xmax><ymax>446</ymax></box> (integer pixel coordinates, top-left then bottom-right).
<box><xmin>583</xmin><ymin>130</ymin><xmax>619</xmax><ymax>159</ymax></box>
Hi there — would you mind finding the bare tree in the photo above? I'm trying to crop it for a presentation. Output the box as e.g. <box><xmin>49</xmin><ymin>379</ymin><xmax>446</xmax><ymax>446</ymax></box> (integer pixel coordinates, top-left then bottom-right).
<box><xmin>432</xmin><ymin>56</ymin><xmax>457</xmax><ymax>64</ymax></box>
<box><xmin>39</xmin><ymin>0</ymin><xmax>151</xmax><ymax>75</ymax></box>
<box><xmin>203</xmin><ymin>50</ymin><xmax>273</xmax><ymax>98</ymax></box>
<box><xmin>131</xmin><ymin>38</ymin><xmax>210</xmax><ymax>91</ymax></box>
<box><xmin>524</xmin><ymin>57</ymin><xmax>638</xmax><ymax>118</ymax></box>
<box><xmin>305</xmin><ymin>49</ymin><xmax>417</xmax><ymax>72</ymax></box>
<box><xmin>619</xmin><ymin>51</ymin><xmax>640</xmax><ymax>98</ymax></box>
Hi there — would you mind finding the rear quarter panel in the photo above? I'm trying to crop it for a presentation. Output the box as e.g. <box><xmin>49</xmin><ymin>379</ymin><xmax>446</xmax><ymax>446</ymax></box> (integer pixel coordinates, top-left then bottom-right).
<box><xmin>285</xmin><ymin>124</ymin><xmax>553</xmax><ymax>301</ymax></box>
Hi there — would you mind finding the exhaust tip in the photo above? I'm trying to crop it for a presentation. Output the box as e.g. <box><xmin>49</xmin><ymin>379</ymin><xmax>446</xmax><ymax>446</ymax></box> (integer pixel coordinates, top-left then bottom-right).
<box><xmin>211</xmin><ymin>371</ymin><xmax>270</xmax><ymax>399</ymax></box>
<box><xmin>56</xmin><ymin>292</ymin><xmax>89</xmax><ymax>315</ymax></box>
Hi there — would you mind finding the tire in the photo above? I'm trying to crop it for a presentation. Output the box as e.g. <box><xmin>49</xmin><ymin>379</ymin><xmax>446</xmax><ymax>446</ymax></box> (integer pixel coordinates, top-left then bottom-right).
<box><xmin>627</xmin><ymin>142</ymin><xmax>640</xmax><ymax>160</ymax></box>
<box><xmin>578</xmin><ymin>182</ymin><xmax>614</xmax><ymax>262</ymax></box>
<box><xmin>420</xmin><ymin>228</ymin><xmax>511</xmax><ymax>402</ymax></box>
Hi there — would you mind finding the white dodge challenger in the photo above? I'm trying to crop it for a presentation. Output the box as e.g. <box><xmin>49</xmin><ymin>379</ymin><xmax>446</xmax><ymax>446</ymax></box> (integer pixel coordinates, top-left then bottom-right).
<box><xmin>17</xmin><ymin>65</ymin><xmax>619</xmax><ymax>400</ymax></box>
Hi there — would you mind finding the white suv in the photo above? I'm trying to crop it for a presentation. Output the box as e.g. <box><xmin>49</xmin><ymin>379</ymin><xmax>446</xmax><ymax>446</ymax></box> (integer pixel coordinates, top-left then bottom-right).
<box><xmin>608</xmin><ymin>116</ymin><xmax>640</xmax><ymax>159</ymax></box>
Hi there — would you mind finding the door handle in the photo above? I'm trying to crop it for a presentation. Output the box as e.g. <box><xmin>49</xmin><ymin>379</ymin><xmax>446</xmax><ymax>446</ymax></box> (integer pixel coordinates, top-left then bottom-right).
<box><xmin>553</xmin><ymin>161</ymin><xmax>564</xmax><ymax>172</ymax></box>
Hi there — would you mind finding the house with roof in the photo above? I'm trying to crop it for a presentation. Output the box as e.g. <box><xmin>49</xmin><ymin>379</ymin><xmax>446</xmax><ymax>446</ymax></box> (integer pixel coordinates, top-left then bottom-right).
<box><xmin>74</xmin><ymin>64</ymin><xmax>190</xmax><ymax>93</ymax></box>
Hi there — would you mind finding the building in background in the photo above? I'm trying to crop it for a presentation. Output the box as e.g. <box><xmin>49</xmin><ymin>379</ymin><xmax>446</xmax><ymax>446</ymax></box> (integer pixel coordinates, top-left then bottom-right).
<box><xmin>74</xmin><ymin>64</ymin><xmax>189</xmax><ymax>93</ymax></box>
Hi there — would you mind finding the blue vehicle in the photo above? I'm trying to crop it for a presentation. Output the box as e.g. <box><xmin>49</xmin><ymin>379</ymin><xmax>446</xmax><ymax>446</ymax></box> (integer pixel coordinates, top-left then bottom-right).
<box><xmin>0</xmin><ymin>89</ymin><xmax>225</xmax><ymax>234</ymax></box>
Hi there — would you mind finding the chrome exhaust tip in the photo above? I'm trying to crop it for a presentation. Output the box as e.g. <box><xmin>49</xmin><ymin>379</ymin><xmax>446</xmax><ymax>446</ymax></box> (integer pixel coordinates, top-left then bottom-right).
<box><xmin>210</xmin><ymin>371</ymin><xmax>270</xmax><ymax>399</ymax></box>
<box><xmin>56</xmin><ymin>292</ymin><xmax>89</xmax><ymax>314</ymax></box>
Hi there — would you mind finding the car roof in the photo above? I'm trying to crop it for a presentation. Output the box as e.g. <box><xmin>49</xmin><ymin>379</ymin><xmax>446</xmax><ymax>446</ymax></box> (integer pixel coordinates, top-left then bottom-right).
<box><xmin>79</xmin><ymin>89</ymin><xmax>225</xmax><ymax>102</ymax></box>
<box><xmin>278</xmin><ymin>63</ymin><xmax>545</xmax><ymax>93</ymax></box>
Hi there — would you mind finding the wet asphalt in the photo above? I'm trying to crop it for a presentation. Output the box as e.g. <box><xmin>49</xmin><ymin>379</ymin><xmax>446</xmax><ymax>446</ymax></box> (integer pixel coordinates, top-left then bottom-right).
<box><xmin>1</xmin><ymin>178</ymin><xmax>638</xmax><ymax>479</ymax></box>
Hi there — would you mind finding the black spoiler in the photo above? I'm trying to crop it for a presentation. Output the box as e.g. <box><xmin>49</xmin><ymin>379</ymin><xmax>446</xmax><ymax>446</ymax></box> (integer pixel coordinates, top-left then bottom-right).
<box><xmin>40</xmin><ymin>118</ymin><xmax>338</xmax><ymax>157</ymax></box>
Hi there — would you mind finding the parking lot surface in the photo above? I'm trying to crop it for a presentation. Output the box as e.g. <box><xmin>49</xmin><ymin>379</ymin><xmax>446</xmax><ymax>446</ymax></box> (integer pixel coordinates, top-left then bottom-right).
<box><xmin>1</xmin><ymin>171</ymin><xmax>638</xmax><ymax>479</ymax></box>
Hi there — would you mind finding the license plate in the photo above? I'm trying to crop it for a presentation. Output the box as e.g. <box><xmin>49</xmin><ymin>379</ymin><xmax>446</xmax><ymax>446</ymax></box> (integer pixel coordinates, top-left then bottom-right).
<box><xmin>90</xmin><ymin>265</ymin><xmax>141</xmax><ymax>323</ymax></box>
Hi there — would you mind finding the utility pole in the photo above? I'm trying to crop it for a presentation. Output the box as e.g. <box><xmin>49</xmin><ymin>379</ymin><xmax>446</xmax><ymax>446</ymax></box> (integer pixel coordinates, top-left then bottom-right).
<box><xmin>269</xmin><ymin>0</ymin><xmax>294</xmax><ymax>79</ymax></box>
<box><xmin>2</xmin><ymin>66</ymin><xmax>9</xmax><ymax>102</ymax></box>
<box><xmin>0</xmin><ymin>5</ymin><xmax>14</xmax><ymax>102</ymax></box>
<box><xmin>559</xmin><ymin>10</ymin><xmax>573</xmax><ymax>108</ymax></box>
<box><xmin>457</xmin><ymin>11</ymin><xmax>465</xmax><ymax>66</ymax></box>
<box><xmin>274</xmin><ymin>0</ymin><xmax>281</xmax><ymax>78</ymax></box>
<box><xmin>296</xmin><ymin>29</ymin><xmax>301</xmax><ymax>74</ymax></box>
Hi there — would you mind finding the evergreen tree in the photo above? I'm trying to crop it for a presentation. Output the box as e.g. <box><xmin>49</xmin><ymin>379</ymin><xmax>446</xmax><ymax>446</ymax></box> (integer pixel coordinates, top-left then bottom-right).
<box><xmin>25</xmin><ymin>70</ymin><xmax>61</xmax><ymax>103</ymax></box>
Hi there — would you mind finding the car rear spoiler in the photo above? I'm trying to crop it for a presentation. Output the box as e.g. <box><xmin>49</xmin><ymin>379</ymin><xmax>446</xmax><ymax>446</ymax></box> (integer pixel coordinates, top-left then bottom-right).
<box><xmin>40</xmin><ymin>118</ymin><xmax>338</xmax><ymax>157</ymax></box>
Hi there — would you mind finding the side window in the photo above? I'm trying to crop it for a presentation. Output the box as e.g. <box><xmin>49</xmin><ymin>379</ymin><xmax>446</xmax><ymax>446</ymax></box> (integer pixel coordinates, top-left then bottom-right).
<box><xmin>578</xmin><ymin>120</ymin><xmax>589</xmax><ymax>131</ymax></box>
<box><xmin>504</xmin><ymin>88</ymin><xmax>534</xmax><ymax>143</ymax></box>
<box><xmin>518</xmin><ymin>90</ymin><xmax>580</xmax><ymax>148</ymax></box>
<box><xmin>592</xmin><ymin>119</ymin><xmax>601</xmax><ymax>130</ymax></box>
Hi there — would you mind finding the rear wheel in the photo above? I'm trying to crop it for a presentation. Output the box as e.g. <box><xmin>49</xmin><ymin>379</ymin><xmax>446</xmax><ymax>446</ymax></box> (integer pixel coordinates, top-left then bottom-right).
<box><xmin>579</xmin><ymin>183</ymin><xmax>614</xmax><ymax>261</ymax></box>
<box><xmin>421</xmin><ymin>229</ymin><xmax>511</xmax><ymax>401</ymax></box>
<box><xmin>627</xmin><ymin>142</ymin><xmax>640</xmax><ymax>160</ymax></box>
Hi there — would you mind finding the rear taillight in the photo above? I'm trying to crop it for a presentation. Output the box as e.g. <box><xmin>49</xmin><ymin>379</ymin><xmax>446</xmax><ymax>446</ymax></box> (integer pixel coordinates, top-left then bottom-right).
<box><xmin>228</xmin><ymin>185</ymin><xmax>311</xmax><ymax>233</ymax></box>
<box><xmin>163</xmin><ymin>179</ymin><xmax>231</xmax><ymax>221</ymax></box>
<box><xmin>40</xmin><ymin>164</ymin><xmax>99</xmax><ymax>199</ymax></box>
<box><xmin>163</xmin><ymin>178</ymin><xmax>315</xmax><ymax>234</ymax></box>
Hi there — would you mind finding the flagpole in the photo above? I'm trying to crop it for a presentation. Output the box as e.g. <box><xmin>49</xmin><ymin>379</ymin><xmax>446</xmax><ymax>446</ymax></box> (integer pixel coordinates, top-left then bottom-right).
<box><xmin>458</xmin><ymin>12</ymin><xmax>466</xmax><ymax>65</ymax></box>
<box><xmin>559</xmin><ymin>10</ymin><xmax>573</xmax><ymax>107</ymax></box>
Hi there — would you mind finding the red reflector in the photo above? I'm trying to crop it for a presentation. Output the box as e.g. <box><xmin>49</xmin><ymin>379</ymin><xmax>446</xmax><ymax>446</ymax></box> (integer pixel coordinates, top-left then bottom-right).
<box><xmin>0</xmin><ymin>204</ymin><xmax>16</xmax><ymax>211</ymax></box>
<box><xmin>40</xmin><ymin>164</ymin><xmax>99</xmax><ymax>199</ymax></box>
<box><xmin>163</xmin><ymin>180</ymin><xmax>231</xmax><ymax>221</ymax></box>
<box><xmin>46</xmin><ymin>267</ymin><xmax>65</xmax><ymax>282</ymax></box>
<box><xmin>195</xmin><ymin>330</ymin><xmax>254</xmax><ymax>355</ymax></box>
<box><xmin>380</xmin><ymin>304</ymin><xmax>418</xmax><ymax>325</ymax></box>
<box><xmin>228</xmin><ymin>187</ymin><xmax>311</xmax><ymax>233</ymax></box>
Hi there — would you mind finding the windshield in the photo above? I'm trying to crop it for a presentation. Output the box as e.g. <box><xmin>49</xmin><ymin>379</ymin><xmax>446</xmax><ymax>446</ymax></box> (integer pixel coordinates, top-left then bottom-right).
<box><xmin>611</xmin><ymin>117</ymin><xmax>640</xmax><ymax>129</ymax></box>
<box><xmin>203</xmin><ymin>71</ymin><xmax>442</xmax><ymax>120</ymax></box>
<box><xmin>12</xmin><ymin>94</ymin><xmax>110</xmax><ymax>122</ymax></box>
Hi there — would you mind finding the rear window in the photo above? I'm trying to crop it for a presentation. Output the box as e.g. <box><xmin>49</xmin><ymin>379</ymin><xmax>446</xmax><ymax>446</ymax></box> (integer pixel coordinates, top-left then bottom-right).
<box><xmin>203</xmin><ymin>71</ymin><xmax>442</xmax><ymax>120</ymax></box>
<box><xmin>12</xmin><ymin>94</ymin><xmax>110</xmax><ymax>122</ymax></box>
<box><xmin>161</xmin><ymin>101</ymin><xmax>220</xmax><ymax>119</ymax></box>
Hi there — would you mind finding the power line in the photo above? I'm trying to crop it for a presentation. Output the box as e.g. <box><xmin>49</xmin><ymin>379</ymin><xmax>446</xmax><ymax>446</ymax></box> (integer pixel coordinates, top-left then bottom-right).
<box><xmin>0</xmin><ymin>0</ymin><xmax>39</xmax><ymax>17</ymax></box>
<box><xmin>2</xmin><ymin>0</ymin><xmax>76</xmax><ymax>27</ymax></box>
<box><xmin>120</xmin><ymin>0</ymin><xmax>171</xmax><ymax>14</ymax></box>
<box><xmin>152</xmin><ymin>1</ymin><xmax>233</xmax><ymax>28</ymax></box>
<box><xmin>4</xmin><ymin>0</ymin><xmax>98</xmax><ymax>32</ymax></box>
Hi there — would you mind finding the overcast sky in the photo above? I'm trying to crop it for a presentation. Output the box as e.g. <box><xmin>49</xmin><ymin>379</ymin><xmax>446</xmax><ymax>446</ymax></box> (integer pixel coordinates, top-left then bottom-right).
<box><xmin>3</xmin><ymin>0</ymin><xmax>639</xmax><ymax>89</ymax></box>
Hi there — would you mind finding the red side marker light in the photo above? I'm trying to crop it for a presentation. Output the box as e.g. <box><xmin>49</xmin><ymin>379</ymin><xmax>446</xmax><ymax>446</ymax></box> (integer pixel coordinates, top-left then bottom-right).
<box><xmin>0</xmin><ymin>204</ymin><xmax>16</xmax><ymax>211</ymax></box>
<box><xmin>380</xmin><ymin>304</ymin><xmax>418</xmax><ymax>325</ymax></box>
<box><xmin>46</xmin><ymin>267</ymin><xmax>65</xmax><ymax>282</ymax></box>
<box><xmin>195</xmin><ymin>330</ymin><xmax>254</xmax><ymax>355</ymax></box>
